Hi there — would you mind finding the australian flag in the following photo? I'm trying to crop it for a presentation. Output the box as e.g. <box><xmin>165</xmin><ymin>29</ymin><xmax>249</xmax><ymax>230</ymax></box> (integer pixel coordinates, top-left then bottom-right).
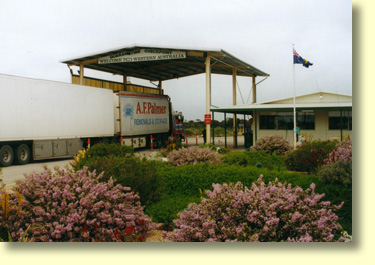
<box><xmin>293</xmin><ymin>48</ymin><xmax>313</xmax><ymax>68</ymax></box>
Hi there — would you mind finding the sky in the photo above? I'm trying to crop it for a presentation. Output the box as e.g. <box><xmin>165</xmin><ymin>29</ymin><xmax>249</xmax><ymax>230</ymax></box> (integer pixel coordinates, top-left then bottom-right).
<box><xmin>0</xmin><ymin>0</ymin><xmax>352</xmax><ymax>121</ymax></box>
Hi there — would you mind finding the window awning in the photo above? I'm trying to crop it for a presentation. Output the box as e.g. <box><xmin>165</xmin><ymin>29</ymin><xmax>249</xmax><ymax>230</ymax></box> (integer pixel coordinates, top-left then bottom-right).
<box><xmin>211</xmin><ymin>102</ymin><xmax>353</xmax><ymax>114</ymax></box>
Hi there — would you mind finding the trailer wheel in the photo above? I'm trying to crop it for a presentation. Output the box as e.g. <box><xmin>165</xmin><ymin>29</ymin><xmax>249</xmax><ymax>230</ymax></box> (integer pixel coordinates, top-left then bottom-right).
<box><xmin>0</xmin><ymin>145</ymin><xmax>14</xmax><ymax>167</ymax></box>
<box><xmin>15</xmin><ymin>144</ymin><xmax>30</xmax><ymax>165</ymax></box>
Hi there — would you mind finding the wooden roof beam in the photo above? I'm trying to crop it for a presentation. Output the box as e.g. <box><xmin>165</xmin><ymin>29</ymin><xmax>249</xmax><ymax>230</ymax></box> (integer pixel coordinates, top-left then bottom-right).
<box><xmin>187</xmin><ymin>51</ymin><xmax>225</xmax><ymax>57</ymax></box>
<box><xmin>69</xmin><ymin>58</ymin><xmax>99</xmax><ymax>66</ymax></box>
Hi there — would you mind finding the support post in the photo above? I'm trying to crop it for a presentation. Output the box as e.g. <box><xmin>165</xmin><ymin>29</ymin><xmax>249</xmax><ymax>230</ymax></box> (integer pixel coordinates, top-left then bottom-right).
<box><xmin>205</xmin><ymin>54</ymin><xmax>211</xmax><ymax>144</ymax></box>
<box><xmin>254</xmin><ymin>111</ymin><xmax>257</xmax><ymax>142</ymax></box>
<box><xmin>123</xmin><ymin>75</ymin><xmax>128</xmax><ymax>91</ymax></box>
<box><xmin>224</xmin><ymin>112</ymin><xmax>227</xmax><ymax>148</ymax></box>
<box><xmin>212</xmin><ymin>111</ymin><xmax>215</xmax><ymax>145</ymax></box>
<box><xmin>340</xmin><ymin>109</ymin><xmax>343</xmax><ymax>141</ymax></box>
<box><xmin>244</xmin><ymin>114</ymin><xmax>246</xmax><ymax>134</ymax></box>
<box><xmin>232</xmin><ymin>68</ymin><xmax>237</xmax><ymax>148</ymax></box>
<box><xmin>159</xmin><ymin>80</ymin><xmax>163</xmax><ymax>95</ymax></box>
<box><xmin>292</xmin><ymin>45</ymin><xmax>297</xmax><ymax>149</ymax></box>
<box><xmin>79</xmin><ymin>64</ymin><xmax>84</xmax><ymax>85</ymax></box>
<box><xmin>252</xmin><ymin>76</ymin><xmax>256</xmax><ymax>103</ymax></box>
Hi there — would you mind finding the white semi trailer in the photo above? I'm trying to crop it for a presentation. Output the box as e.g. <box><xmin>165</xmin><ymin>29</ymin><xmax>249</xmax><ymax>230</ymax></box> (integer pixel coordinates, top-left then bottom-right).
<box><xmin>0</xmin><ymin>74</ymin><xmax>184</xmax><ymax>167</ymax></box>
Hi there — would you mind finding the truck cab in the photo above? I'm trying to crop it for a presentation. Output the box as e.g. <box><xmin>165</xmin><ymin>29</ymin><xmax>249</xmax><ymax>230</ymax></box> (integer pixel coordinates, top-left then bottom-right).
<box><xmin>172</xmin><ymin>111</ymin><xmax>185</xmax><ymax>141</ymax></box>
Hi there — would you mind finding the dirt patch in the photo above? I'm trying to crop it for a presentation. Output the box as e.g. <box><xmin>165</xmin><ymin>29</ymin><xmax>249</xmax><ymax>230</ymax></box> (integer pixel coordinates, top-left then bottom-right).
<box><xmin>145</xmin><ymin>230</ymin><xmax>171</xmax><ymax>242</ymax></box>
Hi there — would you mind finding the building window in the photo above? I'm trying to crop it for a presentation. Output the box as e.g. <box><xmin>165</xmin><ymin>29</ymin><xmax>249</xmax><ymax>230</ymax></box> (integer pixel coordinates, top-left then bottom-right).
<box><xmin>329</xmin><ymin>110</ymin><xmax>352</xmax><ymax>130</ymax></box>
<box><xmin>298</xmin><ymin>111</ymin><xmax>315</xmax><ymax>130</ymax></box>
<box><xmin>259</xmin><ymin>111</ymin><xmax>315</xmax><ymax>130</ymax></box>
<box><xmin>277</xmin><ymin>112</ymin><xmax>294</xmax><ymax>130</ymax></box>
<box><xmin>259</xmin><ymin>112</ymin><xmax>277</xmax><ymax>129</ymax></box>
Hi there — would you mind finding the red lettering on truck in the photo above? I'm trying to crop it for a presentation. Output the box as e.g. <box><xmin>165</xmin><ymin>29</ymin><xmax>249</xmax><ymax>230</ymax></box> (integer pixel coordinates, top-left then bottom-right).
<box><xmin>136</xmin><ymin>102</ymin><xmax>142</xmax><ymax>114</ymax></box>
<box><xmin>143</xmin><ymin>102</ymin><xmax>147</xmax><ymax>114</ymax></box>
<box><xmin>136</xmin><ymin>101</ymin><xmax>166</xmax><ymax>114</ymax></box>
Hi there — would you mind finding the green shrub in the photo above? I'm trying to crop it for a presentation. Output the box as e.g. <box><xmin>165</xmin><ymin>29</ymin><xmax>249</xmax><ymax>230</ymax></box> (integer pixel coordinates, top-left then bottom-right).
<box><xmin>73</xmin><ymin>143</ymin><xmax>166</xmax><ymax>206</ymax></box>
<box><xmin>158</xmin><ymin>163</ymin><xmax>312</xmax><ymax>197</ymax></box>
<box><xmin>213</xmin><ymin>127</ymin><xmax>226</xmax><ymax>137</ymax></box>
<box><xmin>184</xmin><ymin>129</ymin><xmax>195</xmax><ymax>137</ymax></box>
<box><xmin>88</xmin><ymin>143</ymin><xmax>134</xmax><ymax>157</ymax></box>
<box><xmin>222</xmin><ymin>150</ymin><xmax>286</xmax><ymax>171</ymax></box>
<box><xmin>145</xmin><ymin>195</ymin><xmax>201</xmax><ymax>225</ymax></box>
<box><xmin>317</xmin><ymin>161</ymin><xmax>352</xmax><ymax>186</ymax></box>
<box><xmin>199</xmin><ymin>144</ymin><xmax>217</xmax><ymax>151</ymax></box>
<box><xmin>87</xmin><ymin>156</ymin><xmax>165</xmax><ymax>206</ymax></box>
<box><xmin>217</xmin><ymin>147</ymin><xmax>230</xmax><ymax>154</ymax></box>
<box><xmin>250</xmin><ymin>135</ymin><xmax>292</xmax><ymax>155</ymax></box>
<box><xmin>72</xmin><ymin>143</ymin><xmax>134</xmax><ymax>171</ymax></box>
<box><xmin>285</xmin><ymin>140</ymin><xmax>338</xmax><ymax>173</ymax></box>
<box><xmin>314</xmin><ymin>179</ymin><xmax>352</xmax><ymax>234</ymax></box>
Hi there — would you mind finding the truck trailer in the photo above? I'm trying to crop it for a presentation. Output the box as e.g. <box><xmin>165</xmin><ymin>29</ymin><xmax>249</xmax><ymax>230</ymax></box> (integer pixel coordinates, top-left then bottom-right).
<box><xmin>0</xmin><ymin>73</ymin><xmax>184</xmax><ymax>167</ymax></box>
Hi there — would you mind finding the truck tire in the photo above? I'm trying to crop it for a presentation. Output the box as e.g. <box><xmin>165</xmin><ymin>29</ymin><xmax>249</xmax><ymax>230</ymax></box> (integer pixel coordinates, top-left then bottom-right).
<box><xmin>15</xmin><ymin>144</ymin><xmax>30</xmax><ymax>165</ymax></box>
<box><xmin>0</xmin><ymin>145</ymin><xmax>14</xmax><ymax>167</ymax></box>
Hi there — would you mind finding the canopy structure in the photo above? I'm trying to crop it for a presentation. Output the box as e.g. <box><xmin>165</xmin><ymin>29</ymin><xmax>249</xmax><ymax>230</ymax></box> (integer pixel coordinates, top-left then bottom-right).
<box><xmin>61</xmin><ymin>44</ymin><xmax>269</xmax><ymax>145</ymax></box>
<box><xmin>61</xmin><ymin>45</ymin><xmax>269</xmax><ymax>81</ymax></box>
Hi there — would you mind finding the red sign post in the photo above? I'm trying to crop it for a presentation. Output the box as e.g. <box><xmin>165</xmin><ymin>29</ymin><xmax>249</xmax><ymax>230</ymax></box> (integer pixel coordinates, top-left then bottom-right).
<box><xmin>204</xmin><ymin>114</ymin><xmax>211</xmax><ymax>125</ymax></box>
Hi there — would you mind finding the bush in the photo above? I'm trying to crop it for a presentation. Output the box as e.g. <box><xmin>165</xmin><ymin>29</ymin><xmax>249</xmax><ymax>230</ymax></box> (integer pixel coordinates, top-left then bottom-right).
<box><xmin>167</xmin><ymin>146</ymin><xmax>222</xmax><ymax>167</ymax></box>
<box><xmin>213</xmin><ymin>127</ymin><xmax>226</xmax><ymax>137</ymax></box>
<box><xmin>285</xmin><ymin>140</ymin><xmax>338</xmax><ymax>173</ymax></box>
<box><xmin>72</xmin><ymin>143</ymin><xmax>166</xmax><ymax>206</ymax></box>
<box><xmin>145</xmin><ymin>195</ymin><xmax>201</xmax><ymax>225</ymax></box>
<box><xmin>72</xmin><ymin>143</ymin><xmax>134</xmax><ymax>170</ymax></box>
<box><xmin>222</xmin><ymin>150</ymin><xmax>286</xmax><ymax>171</ymax></box>
<box><xmin>184</xmin><ymin>129</ymin><xmax>196</xmax><ymax>137</ymax></box>
<box><xmin>74</xmin><ymin>155</ymin><xmax>166</xmax><ymax>206</ymax></box>
<box><xmin>324</xmin><ymin>139</ymin><xmax>352</xmax><ymax>165</ymax></box>
<box><xmin>250</xmin><ymin>135</ymin><xmax>292</xmax><ymax>155</ymax></box>
<box><xmin>163</xmin><ymin>176</ymin><xmax>346</xmax><ymax>242</ymax></box>
<box><xmin>199</xmin><ymin>144</ymin><xmax>217</xmax><ymax>151</ymax></box>
<box><xmin>7</xmin><ymin>167</ymin><xmax>153</xmax><ymax>242</ymax></box>
<box><xmin>87</xmin><ymin>143</ymin><xmax>134</xmax><ymax>158</ymax></box>
<box><xmin>217</xmin><ymin>147</ymin><xmax>230</xmax><ymax>154</ymax></box>
<box><xmin>159</xmin><ymin>163</ymin><xmax>314</xmax><ymax>197</ymax></box>
<box><xmin>317</xmin><ymin>161</ymin><xmax>352</xmax><ymax>186</ymax></box>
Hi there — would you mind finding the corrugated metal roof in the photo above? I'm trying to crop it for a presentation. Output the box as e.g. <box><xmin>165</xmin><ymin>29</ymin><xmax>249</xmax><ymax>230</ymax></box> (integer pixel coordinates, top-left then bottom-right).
<box><xmin>61</xmin><ymin>45</ymin><xmax>269</xmax><ymax>81</ymax></box>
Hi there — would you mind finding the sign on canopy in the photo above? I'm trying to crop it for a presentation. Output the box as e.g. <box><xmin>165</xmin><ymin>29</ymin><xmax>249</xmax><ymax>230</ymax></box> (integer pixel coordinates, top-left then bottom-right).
<box><xmin>99</xmin><ymin>48</ymin><xmax>186</xmax><ymax>64</ymax></box>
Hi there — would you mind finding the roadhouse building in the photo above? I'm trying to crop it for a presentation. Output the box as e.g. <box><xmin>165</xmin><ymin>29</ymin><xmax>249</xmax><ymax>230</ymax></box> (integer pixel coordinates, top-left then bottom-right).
<box><xmin>212</xmin><ymin>91</ymin><xmax>352</xmax><ymax>146</ymax></box>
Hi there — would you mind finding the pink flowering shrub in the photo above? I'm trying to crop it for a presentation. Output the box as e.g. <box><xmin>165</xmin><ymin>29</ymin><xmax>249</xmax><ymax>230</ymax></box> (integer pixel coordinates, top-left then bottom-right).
<box><xmin>7</xmin><ymin>167</ymin><xmax>153</xmax><ymax>242</ymax></box>
<box><xmin>163</xmin><ymin>175</ymin><xmax>346</xmax><ymax>242</ymax></box>
<box><xmin>250</xmin><ymin>135</ymin><xmax>292</xmax><ymax>155</ymax></box>
<box><xmin>167</xmin><ymin>146</ymin><xmax>222</xmax><ymax>167</ymax></box>
<box><xmin>324</xmin><ymin>139</ymin><xmax>352</xmax><ymax>165</ymax></box>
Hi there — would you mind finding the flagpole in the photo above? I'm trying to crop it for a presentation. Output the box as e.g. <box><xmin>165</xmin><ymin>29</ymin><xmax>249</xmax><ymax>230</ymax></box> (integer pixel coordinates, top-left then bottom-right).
<box><xmin>293</xmin><ymin>44</ymin><xmax>297</xmax><ymax>149</ymax></box>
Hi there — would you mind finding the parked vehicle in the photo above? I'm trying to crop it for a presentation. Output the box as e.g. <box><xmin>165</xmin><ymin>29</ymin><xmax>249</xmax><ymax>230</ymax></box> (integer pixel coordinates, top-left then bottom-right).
<box><xmin>0</xmin><ymin>73</ymin><xmax>184</xmax><ymax>166</ymax></box>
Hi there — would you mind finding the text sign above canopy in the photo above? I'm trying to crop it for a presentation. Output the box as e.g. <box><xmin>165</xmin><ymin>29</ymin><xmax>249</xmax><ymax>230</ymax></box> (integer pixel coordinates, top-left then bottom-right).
<box><xmin>98</xmin><ymin>48</ymin><xmax>186</xmax><ymax>64</ymax></box>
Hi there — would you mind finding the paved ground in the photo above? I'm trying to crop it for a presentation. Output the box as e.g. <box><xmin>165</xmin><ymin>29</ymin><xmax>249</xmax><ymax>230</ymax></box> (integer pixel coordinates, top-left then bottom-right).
<box><xmin>0</xmin><ymin>158</ymin><xmax>73</xmax><ymax>188</ymax></box>
<box><xmin>0</xmin><ymin>136</ymin><xmax>248</xmax><ymax>188</ymax></box>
